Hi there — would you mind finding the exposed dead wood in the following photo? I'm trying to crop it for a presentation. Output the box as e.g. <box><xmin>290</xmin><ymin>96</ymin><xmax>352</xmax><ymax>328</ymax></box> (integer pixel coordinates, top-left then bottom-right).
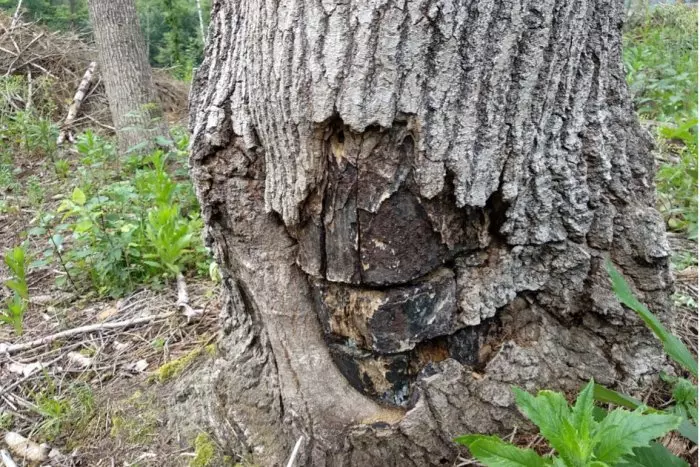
<box><xmin>57</xmin><ymin>61</ymin><xmax>97</xmax><ymax>145</ymax></box>
<box><xmin>23</xmin><ymin>66</ymin><xmax>29</xmax><ymax>110</ymax></box>
<box><xmin>10</xmin><ymin>0</ymin><xmax>22</xmax><ymax>30</ymax></box>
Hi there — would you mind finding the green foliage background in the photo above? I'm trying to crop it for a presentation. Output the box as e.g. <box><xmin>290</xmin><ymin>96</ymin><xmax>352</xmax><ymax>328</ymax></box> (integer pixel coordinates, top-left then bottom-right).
<box><xmin>623</xmin><ymin>5</ymin><xmax>698</xmax><ymax>239</ymax></box>
<box><xmin>0</xmin><ymin>0</ymin><xmax>210</xmax><ymax>79</ymax></box>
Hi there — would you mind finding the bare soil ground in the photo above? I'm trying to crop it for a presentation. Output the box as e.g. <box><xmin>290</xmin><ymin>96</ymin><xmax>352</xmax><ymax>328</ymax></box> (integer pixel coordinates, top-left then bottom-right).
<box><xmin>0</xmin><ymin>149</ymin><xmax>224</xmax><ymax>466</ymax></box>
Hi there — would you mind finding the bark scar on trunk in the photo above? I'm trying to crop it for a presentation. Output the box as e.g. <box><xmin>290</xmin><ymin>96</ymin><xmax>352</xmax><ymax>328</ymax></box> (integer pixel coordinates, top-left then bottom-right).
<box><xmin>185</xmin><ymin>0</ymin><xmax>675</xmax><ymax>464</ymax></box>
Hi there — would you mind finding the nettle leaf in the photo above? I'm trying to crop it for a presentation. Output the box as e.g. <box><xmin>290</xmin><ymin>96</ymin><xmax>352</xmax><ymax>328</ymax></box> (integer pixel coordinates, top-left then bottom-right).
<box><xmin>455</xmin><ymin>435</ymin><xmax>550</xmax><ymax>467</ymax></box>
<box><xmin>669</xmin><ymin>377</ymin><xmax>698</xmax><ymax>408</ymax></box>
<box><xmin>514</xmin><ymin>387</ymin><xmax>569</xmax><ymax>437</ymax></box>
<box><xmin>27</xmin><ymin>226</ymin><xmax>46</xmax><ymax>236</ymax></box>
<box><xmin>514</xmin><ymin>387</ymin><xmax>578</xmax><ymax>463</ymax></box>
<box><xmin>616</xmin><ymin>442</ymin><xmax>689</xmax><ymax>467</ymax></box>
<box><xmin>74</xmin><ymin>219</ymin><xmax>93</xmax><ymax>233</ymax></box>
<box><xmin>593</xmin><ymin>408</ymin><xmax>681</xmax><ymax>464</ymax></box>
<box><xmin>51</xmin><ymin>234</ymin><xmax>64</xmax><ymax>250</ymax></box>
<box><xmin>71</xmin><ymin>187</ymin><xmax>86</xmax><ymax>206</ymax></box>
<box><xmin>573</xmin><ymin>380</ymin><xmax>595</xmax><ymax>441</ymax></box>
<box><xmin>154</xmin><ymin>136</ymin><xmax>174</xmax><ymax>147</ymax></box>
<box><xmin>606</xmin><ymin>262</ymin><xmax>698</xmax><ymax>377</ymax></box>
<box><xmin>57</xmin><ymin>199</ymin><xmax>74</xmax><ymax>213</ymax></box>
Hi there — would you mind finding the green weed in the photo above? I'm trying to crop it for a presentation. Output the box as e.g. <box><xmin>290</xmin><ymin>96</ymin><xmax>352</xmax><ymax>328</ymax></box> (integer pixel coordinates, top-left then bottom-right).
<box><xmin>26</xmin><ymin>175</ymin><xmax>44</xmax><ymax>206</ymax></box>
<box><xmin>456</xmin><ymin>380</ymin><xmax>683</xmax><ymax>467</ymax></box>
<box><xmin>455</xmin><ymin>263</ymin><xmax>699</xmax><ymax>466</ymax></box>
<box><xmin>54</xmin><ymin>158</ymin><xmax>70</xmax><ymax>179</ymax></box>
<box><xmin>30</xmin><ymin>135</ymin><xmax>208</xmax><ymax>298</ymax></box>
<box><xmin>1</xmin><ymin>245</ymin><xmax>29</xmax><ymax>334</ymax></box>
<box><xmin>624</xmin><ymin>5</ymin><xmax>698</xmax><ymax>239</ymax></box>
<box><xmin>624</xmin><ymin>6</ymin><xmax>697</xmax><ymax>122</ymax></box>
<box><xmin>593</xmin><ymin>262</ymin><xmax>699</xmax><ymax>446</ymax></box>
<box><xmin>32</xmin><ymin>380</ymin><xmax>95</xmax><ymax>442</ymax></box>
<box><xmin>1</xmin><ymin>110</ymin><xmax>58</xmax><ymax>158</ymax></box>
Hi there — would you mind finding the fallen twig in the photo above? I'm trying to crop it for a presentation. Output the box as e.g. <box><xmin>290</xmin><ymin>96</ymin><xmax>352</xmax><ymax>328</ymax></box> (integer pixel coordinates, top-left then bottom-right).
<box><xmin>0</xmin><ymin>311</ymin><xmax>176</xmax><ymax>355</ymax></box>
<box><xmin>24</xmin><ymin>67</ymin><xmax>29</xmax><ymax>110</ymax></box>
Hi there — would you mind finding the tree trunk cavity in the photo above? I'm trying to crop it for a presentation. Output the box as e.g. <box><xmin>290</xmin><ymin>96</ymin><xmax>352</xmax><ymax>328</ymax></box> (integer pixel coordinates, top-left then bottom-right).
<box><xmin>88</xmin><ymin>0</ymin><xmax>168</xmax><ymax>152</ymax></box>
<box><xmin>186</xmin><ymin>0</ymin><xmax>673</xmax><ymax>464</ymax></box>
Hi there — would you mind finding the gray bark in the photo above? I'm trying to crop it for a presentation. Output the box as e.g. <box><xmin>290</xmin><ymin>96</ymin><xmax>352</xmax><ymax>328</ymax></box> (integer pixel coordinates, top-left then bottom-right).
<box><xmin>88</xmin><ymin>0</ymin><xmax>168</xmax><ymax>152</ymax></box>
<box><xmin>185</xmin><ymin>0</ymin><xmax>674</xmax><ymax>464</ymax></box>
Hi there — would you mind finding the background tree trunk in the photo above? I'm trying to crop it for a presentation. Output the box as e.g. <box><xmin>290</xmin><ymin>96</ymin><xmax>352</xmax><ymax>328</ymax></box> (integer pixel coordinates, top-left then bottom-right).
<box><xmin>195</xmin><ymin>0</ymin><xmax>206</xmax><ymax>44</ymax></box>
<box><xmin>88</xmin><ymin>0</ymin><xmax>168</xmax><ymax>152</ymax></box>
<box><xmin>186</xmin><ymin>0</ymin><xmax>673</xmax><ymax>464</ymax></box>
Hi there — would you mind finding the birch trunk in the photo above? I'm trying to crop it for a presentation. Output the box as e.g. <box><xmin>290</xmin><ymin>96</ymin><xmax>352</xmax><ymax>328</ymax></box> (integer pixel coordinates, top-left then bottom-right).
<box><xmin>88</xmin><ymin>0</ymin><xmax>168</xmax><ymax>152</ymax></box>
<box><xmin>186</xmin><ymin>0</ymin><xmax>674</xmax><ymax>464</ymax></box>
<box><xmin>195</xmin><ymin>0</ymin><xmax>206</xmax><ymax>44</ymax></box>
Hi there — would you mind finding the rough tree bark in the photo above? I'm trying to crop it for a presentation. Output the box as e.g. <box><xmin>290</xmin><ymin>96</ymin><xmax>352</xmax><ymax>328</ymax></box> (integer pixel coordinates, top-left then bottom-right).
<box><xmin>185</xmin><ymin>0</ymin><xmax>674</xmax><ymax>464</ymax></box>
<box><xmin>88</xmin><ymin>0</ymin><xmax>168</xmax><ymax>152</ymax></box>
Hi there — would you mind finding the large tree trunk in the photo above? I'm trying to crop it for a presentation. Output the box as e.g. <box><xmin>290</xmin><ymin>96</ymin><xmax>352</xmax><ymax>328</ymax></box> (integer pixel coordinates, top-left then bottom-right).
<box><xmin>88</xmin><ymin>0</ymin><xmax>168</xmax><ymax>152</ymax></box>
<box><xmin>187</xmin><ymin>0</ymin><xmax>673</xmax><ymax>464</ymax></box>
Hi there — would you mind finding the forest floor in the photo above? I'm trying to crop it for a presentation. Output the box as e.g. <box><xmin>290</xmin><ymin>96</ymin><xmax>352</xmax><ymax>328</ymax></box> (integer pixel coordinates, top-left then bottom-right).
<box><xmin>0</xmin><ymin>4</ymin><xmax>698</xmax><ymax>467</ymax></box>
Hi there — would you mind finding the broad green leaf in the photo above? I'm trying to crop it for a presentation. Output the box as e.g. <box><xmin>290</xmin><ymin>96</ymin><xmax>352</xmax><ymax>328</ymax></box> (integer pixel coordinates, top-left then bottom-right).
<box><xmin>677</xmin><ymin>419</ymin><xmax>698</xmax><ymax>444</ymax></box>
<box><xmin>75</xmin><ymin>219</ymin><xmax>93</xmax><ymax>233</ymax></box>
<box><xmin>594</xmin><ymin>408</ymin><xmax>681</xmax><ymax>464</ymax></box>
<box><xmin>5</xmin><ymin>279</ymin><xmax>28</xmax><ymax>300</ymax></box>
<box><xmin>154</xmin><ymin>136</ymin><xmax>174</xmax><ymax>147</ymax></box>
<box><xmin>556</xmin><ymin>417</ymin><xmax>593</xmax><ymax>466</ymax></box>
<box><xmin>29</xmin><ymin>258</ymin><xmax>51</xmax><ymax>269</ymax></box>
<box><xmin>458</xmin><ymin>435</ymin><xmax>551</xmax><ymax>467</ymax></box>
<box><xmin>593</xmin><ymin>384</ymin><xmax>643</xmax><ymax>411</ymax></box>
<box><xmin>71</xmin><ymin>187</ymin><xmax>86</xmax><ymax>206</ymax></box>
<box><xmin>616</xmin><ymin>442</ymin><xmax>689</xmax><ymax>467</ymax></box>
<box><xmin>454</xmin><ymin>434</ymin><xmax>487</xmax><ymax>447</ymax></box>
<box><xmin>607</xmin><ymin>262</ymin><xmax>698</xmax><ymax>377</ymax></box>
<box><xmin>51</xmin><ymin>234</ymin><xmax>64</xmax><ymax>249</ymax></box>
<box><xmin>27</xmin><ymin>227</ymin><xmax>46</xmax><ymax>236</ymax></box>
<box><xmin>593</xmin><ymin>406</ymin><xmax>609</xmax><ymax>422</ymax></box>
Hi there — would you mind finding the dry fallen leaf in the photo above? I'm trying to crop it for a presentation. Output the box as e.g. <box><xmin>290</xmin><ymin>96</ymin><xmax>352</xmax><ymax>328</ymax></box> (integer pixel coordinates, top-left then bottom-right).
<box><xmin>113</xmin><ymin>341</ymin><xmax>129</xmax><ymax>351</ymax></box>
<box><xmin>125</xmin><ymin>359</ymin><xmax>149</xmax><ymax>373</ymax></box>
<box><xmin>97</xmin><ymin>306</ymin><xmax>119</xmax><ymax>321</ymax></box>
<box><xmin>7</xmin><ymin>361</ymin><xmax>45</xmax><ymax>377</ymax></box>
<box><xmin>67</xmin><ymin>352</ymin><xmax>93</xmax><ymax>368</ymax></box>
